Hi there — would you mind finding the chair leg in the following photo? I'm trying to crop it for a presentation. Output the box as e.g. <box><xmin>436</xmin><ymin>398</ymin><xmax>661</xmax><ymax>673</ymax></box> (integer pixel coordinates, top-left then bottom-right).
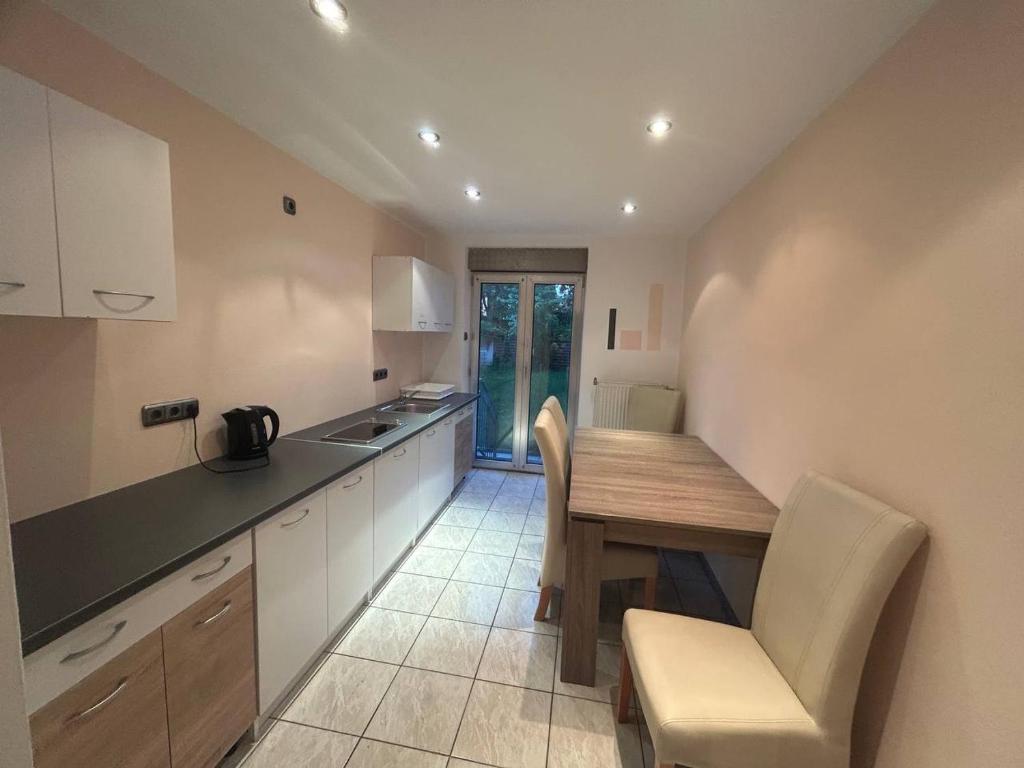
<box><xmin>534</xmin><ymin>585</ymin><xmax>553</xmax><ymax>621</ymax></box>
<box><xmin>616</xmin><ymin>646</ymin><xmax>633</xmax><ymax>723</ymax></box>
<box><xmin>643</xmin><ymin>576</ymin><xmax>657</xmax><ymax>610</ymax></box>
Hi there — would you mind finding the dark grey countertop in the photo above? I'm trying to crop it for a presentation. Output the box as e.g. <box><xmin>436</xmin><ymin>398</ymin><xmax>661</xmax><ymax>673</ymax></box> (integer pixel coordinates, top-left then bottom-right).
<box><xmin>12</xmin><ymin>392</ymin><xmax>477</xmax><ymax>656</ymax></box>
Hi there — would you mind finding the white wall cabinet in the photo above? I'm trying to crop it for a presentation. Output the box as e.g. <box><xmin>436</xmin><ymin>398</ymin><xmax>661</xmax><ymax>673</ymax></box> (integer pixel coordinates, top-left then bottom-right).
<box><xmin>372</xmin><ymin>437</ymin><xmax>421</xmax><ymax>584</ymax></box>
<box><xmin>254</xmin><ymin>492</ymin><xmax>328</xmax><ymax>714</ymax></box>
<box><xmin>326</xmin><ymin>464</ymin><xmax>374</xmax><ymax>635</ymax></box>
<box><xmin>0</xmin><ymin>65</ymin><xmax>176</xmax><ymax>321</ymax></box>
<box><xmin>0</xmin><ymin>66</ymin><xmax>62</xmax><ymax>317</ymax></box>
<box><xmin>373</xmin><ymin>255</ymin><xmax>454</xmax><ymax>332</ymax></box>
<box><xmin>419</xmin><ymin>417</ymin><xmax>455</xmax><ymax>532</ymax></box>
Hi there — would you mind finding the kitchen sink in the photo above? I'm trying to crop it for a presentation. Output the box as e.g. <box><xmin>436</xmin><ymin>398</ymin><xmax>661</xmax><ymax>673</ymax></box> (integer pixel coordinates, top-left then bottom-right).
<box><xmin>379</xmin><ymin>401</ymin><xmax>448</xmax><ymax>415</ymax></box>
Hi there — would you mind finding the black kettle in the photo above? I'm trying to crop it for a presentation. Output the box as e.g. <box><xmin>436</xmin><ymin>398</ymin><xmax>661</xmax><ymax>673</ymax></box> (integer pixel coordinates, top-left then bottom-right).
<box><xmin>222</xmin><ymin>405</ymin><xmax>279</xmax><ymax>460</ymax></box>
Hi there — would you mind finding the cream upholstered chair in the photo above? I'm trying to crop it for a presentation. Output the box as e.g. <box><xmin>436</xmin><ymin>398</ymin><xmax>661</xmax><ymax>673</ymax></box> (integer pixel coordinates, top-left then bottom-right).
<box><xmin>533</xmin><ymin>407</ymin><xmax>659</xmax><ymax>622</ymax></box>
<box><xmin>540</xmin><ymin>395</ymin><xmax>570</xmax><ymax>455</ymax></box>
<box><xmin>617</xmin><ymin>470</ymin><xmax>927</xmax><ymax>768</ymax></box>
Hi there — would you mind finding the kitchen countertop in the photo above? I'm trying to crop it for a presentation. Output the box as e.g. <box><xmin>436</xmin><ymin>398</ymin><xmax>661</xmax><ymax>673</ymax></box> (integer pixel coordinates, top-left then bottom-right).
<box><xmin>12</xmin><ymin>392</ymin><xmax>477</xmax><ymax>656</ymax></box>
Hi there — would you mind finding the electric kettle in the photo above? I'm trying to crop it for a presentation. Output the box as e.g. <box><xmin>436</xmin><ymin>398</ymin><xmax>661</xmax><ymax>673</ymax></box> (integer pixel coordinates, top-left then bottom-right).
<box><xmin>221</xmin><ymin>405</ymin><xmax>280</xmax><ymax>460</ymax></box>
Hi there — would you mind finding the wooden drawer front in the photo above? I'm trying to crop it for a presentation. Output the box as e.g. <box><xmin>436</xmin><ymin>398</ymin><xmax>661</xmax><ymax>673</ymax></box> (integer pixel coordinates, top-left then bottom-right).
<box><xmin>24</xmin><ymin>533</ymin><xmax>251</xmax><ymax>714</ymax></box>
<box><xmin>163</xmin><ymin>569</ymin><xmax>257</xmax><ymax>768</ymax></box>
<box><xmin>30</xmin><ymin>630</ymin><xmax>170</xmax><ymax>768</ymax></box>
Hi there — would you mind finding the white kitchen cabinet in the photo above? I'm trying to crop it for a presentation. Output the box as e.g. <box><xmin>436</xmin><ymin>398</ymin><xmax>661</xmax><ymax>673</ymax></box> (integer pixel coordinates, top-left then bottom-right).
<box><xmin>418</xmin><ymin>417</ymin><xmax>455</xmax><ymax>532</ymax></box>
<box><xmin>373</xmin><ymin>255</ymin><xmax>454</xmax><ymax>332</ymax></box>
<box><xmin>326</xmin><ymin>464</ymin><xmax>374</xmax><ymax>635</ymax></box>
<box><xmin>48</xmin><ymin>90</ymin><xmax>176</xmax><ymax>320</ymax></box>
<box><xmin>372</xmin><ymin>437</ymin><xmax>420</xmax><ymax>584</ymax></box>
<box><xmin>0</xmin><ymin>66</ymin><xmax>62</xmax><ymax>317</ymax></box>
<box><xmin>254</xmin><ymin>491</ymin><xmax>328</xmax><ymax>714</ymax></box>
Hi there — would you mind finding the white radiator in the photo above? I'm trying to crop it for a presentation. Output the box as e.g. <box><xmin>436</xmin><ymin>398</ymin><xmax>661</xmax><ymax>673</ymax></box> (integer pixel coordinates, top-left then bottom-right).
<box><xmin>592</xmin><ymin>382</ymin><xmax>631</xmax><ymax>429</ymax></box>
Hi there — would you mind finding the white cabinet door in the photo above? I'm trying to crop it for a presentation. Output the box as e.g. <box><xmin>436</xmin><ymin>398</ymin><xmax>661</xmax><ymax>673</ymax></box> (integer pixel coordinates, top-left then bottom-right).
<box><xmin>326</xmin><ymin>464</ymin><xmax>374</xmax><ymax>635</ymax></box>
<box><xmin>48</xmin><ymin>90</ymin><xmax>177</xmax><ymax>321</ymax></box>
<box><xmin>0</xmin><ymin>66</ymin><xmax>61</xmax><ymax>317</ymax></box>
<box><xmin>254</xmin><ymin>492</ymin><xmax>328</xmax><ymax>714</ymax></box>
<box><xmin>432</xmin><ymin>267</ymin><xmax>455</xmax><ymax>331</ymax></box>
<box><xmin>373</xmin><ymin>438</ymin><xmax>420</xmax><ymax>584</ymax></box>
<box><xmin>418</xmin><ymin>417</ymin><xmax>456</xmax><ymax>531</ymax></box>
<box><xmin>410</xmin><ymin>258</ymin><xmax>433</xmax><ymax>331</ymax></box>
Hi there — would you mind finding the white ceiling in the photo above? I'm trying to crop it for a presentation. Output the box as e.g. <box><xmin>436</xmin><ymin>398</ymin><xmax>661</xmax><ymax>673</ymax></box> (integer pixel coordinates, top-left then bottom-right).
<box><xmin>46</xmin><ymin>0</ymin><xmax>933</xmax><ymax>236</ymax></box>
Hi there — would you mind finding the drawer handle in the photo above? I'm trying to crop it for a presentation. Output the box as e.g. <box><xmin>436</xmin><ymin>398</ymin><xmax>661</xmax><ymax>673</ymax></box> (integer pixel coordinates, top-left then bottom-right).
<box><xmin>426</xmin><ymin>429</ymin><xmax>437</xmax><ymax>437</ymax></box>
<box><xmin>191</xmin><ymin>556</ymin><xmax>231</xmax><ymax>582</ymax></box>
<box><xmin>195</xmin><ymin>601</ymin><xmax>232</xmax><ymax>628</ymax></box>
<box><xmin>342</xmin><ymin>475</ymin><xmax>363</xmax><ymax>489</ymax></box>
<box><xmin>60</xmin><ymin>620</ymin><xmax>127</xmax><ymax>664</ymax></box>
<box><xmin>0</xmin><ymin>280</ymin><xmax>26</xmax><ymax>288</ymax></box>
<box><xmin>281</xmin><ymin>509</ymin><xmax>310</xmax><ymax>528</ymax></box>
<box><xmin>66</xmin><ymin>678</ymin><xmax>128</xmax><ymax>723</ymax></box>
<box><xmin>92</xmin><ymin>288</ymin><xmax>156</xmax><ymax>300</ymax></box>
<box><xmin>393</xmin><ymin>447</ymin><xmax>407</xmax><ymax>458</ymax></box>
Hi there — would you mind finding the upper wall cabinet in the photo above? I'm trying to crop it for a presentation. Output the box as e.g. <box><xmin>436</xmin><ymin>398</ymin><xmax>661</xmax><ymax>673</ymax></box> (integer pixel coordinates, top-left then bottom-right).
<box><xmin>0</xmin><ymin>67</ymin><xmax>62</xmax><ymax>316</ymax></box>
<box><xmin>373</xmin><ymin>255</ymin><xmax>454</xmax><ymax>332</ymax></box>
<box><xmin>0</xmin><ymin>66</ymin><xmax>177</xmax><ymax>321</ymax></box>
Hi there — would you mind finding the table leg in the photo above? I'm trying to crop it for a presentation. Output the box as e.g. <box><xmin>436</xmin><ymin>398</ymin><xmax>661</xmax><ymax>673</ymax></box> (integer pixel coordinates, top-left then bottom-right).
<box><xmin>560</xmin><ymin>517</ymin><xmax>604</xmax><ymax>685</ymax></box>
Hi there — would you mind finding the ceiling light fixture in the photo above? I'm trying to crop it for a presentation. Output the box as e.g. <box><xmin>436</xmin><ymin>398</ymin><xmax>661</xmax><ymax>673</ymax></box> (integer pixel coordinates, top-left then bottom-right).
<box><xmin>645</xmin><ymin>118</ymin><xmax>673</xmax><ymax>137</ymax></box>
<box><xmin>310</xmin><ymin>0</ymin><xmax>349</xmax><ymax>31</ymax></box>
<box><xmin>621</xmin><ymin>202</ymin><xmax>638</xmax><ymax>215</ymax></box>
<box><xmin>418</xmin><ymin>129</ymin><xmax>441</xmax><ymax>147</ymax></box>
<box><xmin>464</xmin><ymin>185</ymin><xmax>482</xmax><ymax>201</ymax></box>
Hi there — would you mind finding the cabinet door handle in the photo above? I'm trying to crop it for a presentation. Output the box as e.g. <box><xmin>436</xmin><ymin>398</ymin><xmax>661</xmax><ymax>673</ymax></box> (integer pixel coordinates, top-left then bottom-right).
<box><xmin>417</xmin><ymin>321</ymin><xmax>427</xmax><ymax>328</ymax></box>
<box><xmin>426</xmin><ymin>429</ymin><xmax>436</xmax><ymax>437</ymax></box>
<box><xmin>60</xmin><ymin>620</ymin><xmax>127</xmax><ymax>663</ymax></box>
<box><xmin>342</xmin><ymin>475</ymin><xmax>363</xmax><ymax>489</ymax></box>
<box><xmin>281</xmin><ymin>509</ymin><xmax>310</xmax><ymax>528</ymax></box>
<box><xmin>66</xmin><ymin>678</ymin><xmax>128</xmax><ymax>724</ymax></box>
<box><xmin>191</xmin><ymin>556</ymin><xmax>231</xmax><ymax>582</ymax></box>
<box><xmin>393</xmin><ymin>447</ymin><xmax>407</xmax><ymax>458</ymax></box>
<box><xmin>194</xmin><ymin>601</ymin><xmax>232</xmax><ymax>628</ymax></box>
<box><xmin>92</xmin><ymin>288</ymin><xmax>156</xmax><ymax>300</ymax></box>
<box><xmin>0</xmin><ymin>280</ymin><xmax>26</xmax><ymax>288</ymax></box>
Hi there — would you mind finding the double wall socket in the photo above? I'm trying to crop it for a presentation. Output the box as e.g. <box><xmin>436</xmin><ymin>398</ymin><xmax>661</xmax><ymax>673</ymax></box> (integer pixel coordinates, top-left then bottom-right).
<box><xmin>142</xmin><ymin>397</ymin><xmax>199</xmax><ymax>427</ymax></box>
<box><xmin>373</xmin><ymin>368</ymin><xmax>388</xmax><ymax>381</ymax></box>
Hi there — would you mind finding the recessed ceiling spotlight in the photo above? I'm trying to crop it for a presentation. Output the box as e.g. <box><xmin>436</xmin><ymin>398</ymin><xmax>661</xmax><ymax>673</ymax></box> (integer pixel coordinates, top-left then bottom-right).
<box><xmin>418</xmin><ymin>129</ymin><xmax>441</xmax><ymax>147</ymax></box>
<box><xmin>464</xmin><ymin>185</ymin><xmax>482</xmax><ymax>201</ymax></box>
<box><xmin>645</xmin><ymin>118</ymin><xmax>673</xmax><ymax>137</ymax></box>
<box><xmin>310</xmin><ymin>0</ymin><xmax>349</xmax><ymax>31</ymax></box>
<box><xmin>621</xmin><ymin>202</ymin><xmax>638</xmax><ymax>215</ymax></box>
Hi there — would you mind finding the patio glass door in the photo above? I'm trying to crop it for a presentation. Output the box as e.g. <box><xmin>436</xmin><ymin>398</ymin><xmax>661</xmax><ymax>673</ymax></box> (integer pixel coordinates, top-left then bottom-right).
<box><xmin>471</xmin><ymin>273</ymin><xmax>584</xmax><ymax>471</ymax></box>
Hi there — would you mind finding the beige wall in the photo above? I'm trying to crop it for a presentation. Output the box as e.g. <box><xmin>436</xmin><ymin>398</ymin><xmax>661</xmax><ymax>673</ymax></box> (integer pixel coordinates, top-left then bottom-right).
<box><xmin>425</xmin><ymin>233</ymin><xmax>685</xmax><ymax>428</ymax></box>
<box><xmin>677</xmin><ymin>0</ymin><xmax>1024</xmax><ymax>765</ymax></box>
<box><xmin>0</xmin><ymin>1</ymin><xmax>431</xmax><ymax>521</ymax></box>
<box><xmin>0</xmin><ymin>431</ymin><xmax>33</xmax><ymax>768</ymax></box>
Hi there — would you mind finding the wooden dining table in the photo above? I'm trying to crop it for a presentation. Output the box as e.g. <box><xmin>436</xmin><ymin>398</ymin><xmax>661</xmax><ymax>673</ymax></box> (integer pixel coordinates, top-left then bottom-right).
<box><xmin>560</xmin><ymin>428</ymin><xmax>780</xmax><ymax>685</ymax></box>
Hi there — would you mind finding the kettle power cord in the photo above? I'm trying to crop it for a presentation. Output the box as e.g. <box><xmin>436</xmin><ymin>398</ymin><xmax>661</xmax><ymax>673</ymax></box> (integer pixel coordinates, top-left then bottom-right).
<box><xmin>192</xmin><ymin>416</ymin><xmax>270</xmax><ymax>474</ymax></box>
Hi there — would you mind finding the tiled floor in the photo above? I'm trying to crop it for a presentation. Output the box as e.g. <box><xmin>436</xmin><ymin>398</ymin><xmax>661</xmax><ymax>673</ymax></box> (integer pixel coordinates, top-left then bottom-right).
<box><xmin>234</xmin><ymin>468</ymin><xmax>735</xmax><ymax>768</ymax></box>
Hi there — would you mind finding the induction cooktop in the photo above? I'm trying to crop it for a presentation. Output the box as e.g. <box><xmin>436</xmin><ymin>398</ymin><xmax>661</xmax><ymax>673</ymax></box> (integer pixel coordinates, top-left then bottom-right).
<box><xmin>322</xmin><ymin>418</ymin><xmax>402</xmax><ymax>444</ymax></box>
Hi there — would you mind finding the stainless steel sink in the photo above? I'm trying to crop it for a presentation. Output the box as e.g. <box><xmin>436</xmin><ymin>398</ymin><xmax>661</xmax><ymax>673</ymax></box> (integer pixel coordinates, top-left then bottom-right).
<box><xmin>379</xmin><ymin>401</ymin><xmax>448</xmax><ymax>415</ymax></box>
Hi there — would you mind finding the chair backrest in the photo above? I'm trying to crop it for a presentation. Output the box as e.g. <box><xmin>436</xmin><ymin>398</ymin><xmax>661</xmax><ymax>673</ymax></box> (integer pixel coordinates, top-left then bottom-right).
<box><xmin>752</xmin><ymin>471</ymin><xmax>927</xmax><ymax>742</ymax></box>
<box><xmin>540</xmin><ymin>395</ymin><xmax>570</xmax><ymax>456</ymax></box>
<box><xmin>534</xmin><ymin>408</ymin><xmax>569</xmax><ymax>588</ymax></box>
<box><xmin>625</xmin><ymin>386</ymin><xmax>682</xmax><ymax>433</ymax></box>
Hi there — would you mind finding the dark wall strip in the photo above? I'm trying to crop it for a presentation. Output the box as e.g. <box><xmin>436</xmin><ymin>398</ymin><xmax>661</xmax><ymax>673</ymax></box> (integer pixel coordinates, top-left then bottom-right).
<box><xmin>607</xmin><ymin>308</ymin><xmax>617</xmax><ymax>349</ymax></box>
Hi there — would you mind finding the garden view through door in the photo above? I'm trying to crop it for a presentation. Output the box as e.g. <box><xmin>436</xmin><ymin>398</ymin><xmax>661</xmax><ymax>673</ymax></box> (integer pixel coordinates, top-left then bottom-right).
<box><xmin>471</xmin><ymin>273</ymin><xmax>584</xmax><ymax>471</ymax></box>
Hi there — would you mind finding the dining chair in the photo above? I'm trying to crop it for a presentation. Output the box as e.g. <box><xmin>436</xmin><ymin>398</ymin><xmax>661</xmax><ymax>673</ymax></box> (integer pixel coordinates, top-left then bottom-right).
<box><xmin>540</xmin><ymin>395</ymin><xmax>569</xmax><ymax>456</ymax></box>
<box><xmin>533</xmin><ymin>407</ymin><xmax>659</xmax><ymax>622</ymax></box>
<box><xmin>617</xmin><ymin>470</ymin><xmax>927</xmax><ymax>768</ymax></box>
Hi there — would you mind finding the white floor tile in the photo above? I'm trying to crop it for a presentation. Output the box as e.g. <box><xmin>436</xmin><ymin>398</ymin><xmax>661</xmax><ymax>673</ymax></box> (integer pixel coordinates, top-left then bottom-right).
<box><xmin>452</xmin><ymin>552</ymin><xmax>513</xmax><ymax>587</ymax></box>
<box><xmin>452</xmin><ymin>681</ymin><xmax>551</xmax><ymax>768</ymax></box>
<box><xmin>431</xmin><ymin>580</ymin><xmax>504</xmax><ymax>625</ymax></box>
<box><xmin>241</xmin><ymin>720</ymin><xmax>357</xmax><ymax>768</ymax></box>
<box><xmin>372</xmin><ymin>573</ymin><xmax>448</xmax><ymax>615</ymax></box>
<box><xmin>400</xmin><ymin>545</ymin><xmax>465</xmax><ymax>578</ymax></box>
<box><xmin>405</xmin><ymin>617</ymin><xmax>490</xmax><ymax>677</ymax></box>
<box><xmin>334</xmin><ymin>607</ymin><xmax>426</xmax><ymax>664</ymax></box>
<box><xmin>477</xmin><ymin>628</ymin><xmax>557</xmax><ymax>692</ymax></box>
<box><xmin>282</xmin><ymin>655</ymin><xmax>397</xmax><ymax>735</ymax></box>
<box><xmin>364</xmin><ymin>667</ymin><xmax>473</xmax><ymax>754</ymax></box>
